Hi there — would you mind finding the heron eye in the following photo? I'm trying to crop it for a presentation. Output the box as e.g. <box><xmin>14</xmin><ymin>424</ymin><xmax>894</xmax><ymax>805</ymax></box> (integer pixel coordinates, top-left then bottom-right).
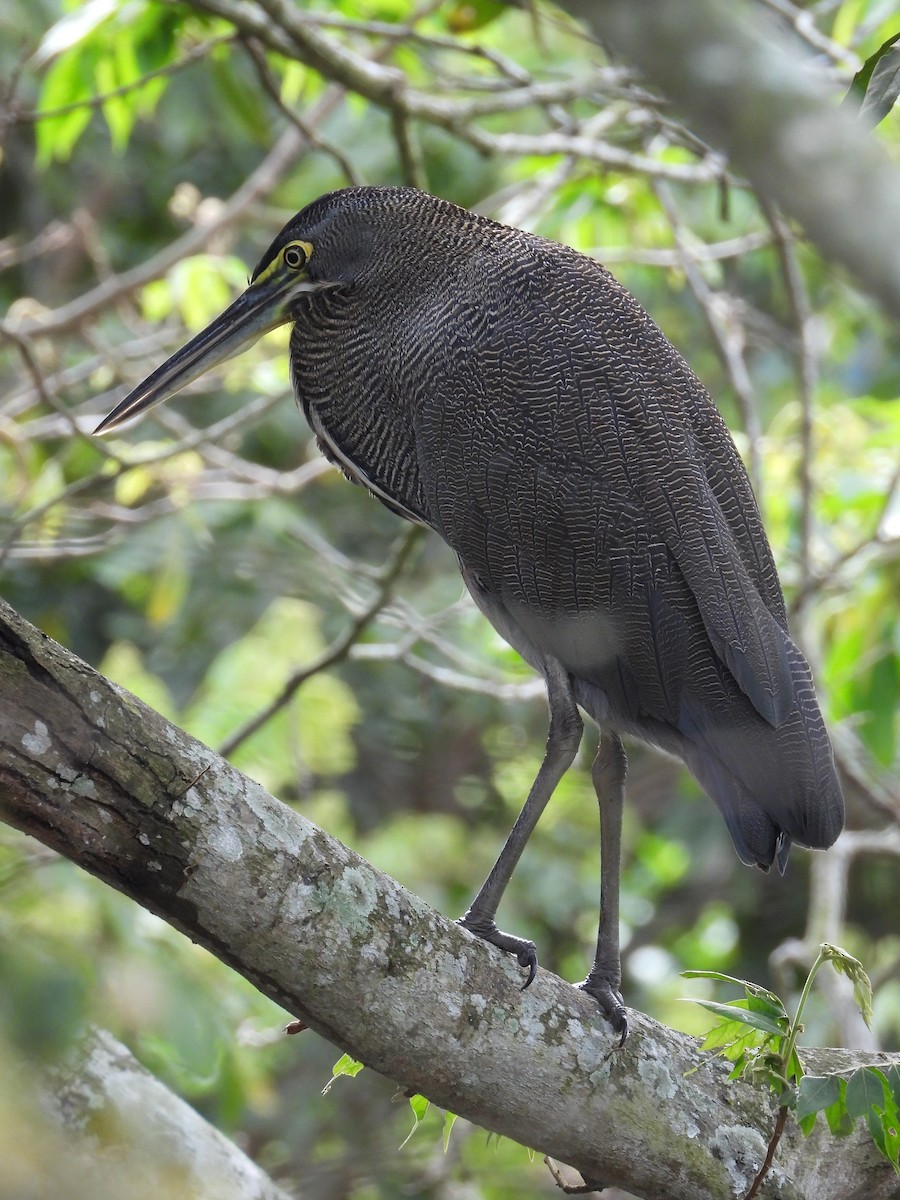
<box><xmin>283</xmin><ymin>243</ymin><xmax>308</xmax><ymax>270</ymax></box>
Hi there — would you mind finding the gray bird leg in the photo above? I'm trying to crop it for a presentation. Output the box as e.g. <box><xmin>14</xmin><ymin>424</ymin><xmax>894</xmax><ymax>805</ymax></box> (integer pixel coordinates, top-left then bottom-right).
<box><xmin>579</xmin><ymin>731</ymin><xmax>629</xmax><ymax>1044</ymax></box>
<box><xmin>459</xmin><ymin>658</ymin><xmax>582</xmax><ymax>986</ymax></box>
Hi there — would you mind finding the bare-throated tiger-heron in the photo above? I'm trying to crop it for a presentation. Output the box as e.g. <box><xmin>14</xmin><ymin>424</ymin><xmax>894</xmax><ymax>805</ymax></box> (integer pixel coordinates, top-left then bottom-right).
<box><xmin>96</xmin><ymin>186</ymin><xmax>845</xmax><ymax>1042</ymax></box>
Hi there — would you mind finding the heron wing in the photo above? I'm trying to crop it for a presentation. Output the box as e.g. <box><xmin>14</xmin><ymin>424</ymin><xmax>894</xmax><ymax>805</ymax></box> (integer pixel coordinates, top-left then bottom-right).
<box><xmin>626</xmin><ymin>425</ymin><xmax>796</xmax><ymax>730</ymax></box>
<box><xmin>410</xmin><ymin>251</ymin><xmax>842</xmax><ymax>860</ymax></box>
<box><xmin>417</xmin><ymin>264</ymin><xmax>795</xmax><ymax>730</ymax></box>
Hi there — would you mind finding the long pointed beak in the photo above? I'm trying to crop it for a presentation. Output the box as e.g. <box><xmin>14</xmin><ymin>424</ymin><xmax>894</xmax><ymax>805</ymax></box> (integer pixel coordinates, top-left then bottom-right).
<box><xmin>94</xmin><ymin>273</ymin><xmax>316</xmax><ymax>434</ymax></box>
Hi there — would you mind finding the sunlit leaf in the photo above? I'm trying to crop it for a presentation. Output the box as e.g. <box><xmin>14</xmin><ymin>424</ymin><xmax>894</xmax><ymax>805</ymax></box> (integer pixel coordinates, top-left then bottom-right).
<box><xmin>681</xmin><ymin>971</ymin><xmax>786</xmax><ymax>1012</ymax></box>
<box><xmin>798</xmin><ymin>1110</ymin><xmax>818</xmax><ymax>1136</ymax></box>
<box><xmin>698</xmin><ymin>1019</ymin><xmax>763</xmax><ymax>1055</ymax></box>
<box><xmin>443</xmin><ymin>1110</ymin><xmax>458</xmax><ymax>1152</ymax></box>
<box><xmin>825</xmin><ymin>1082</ymin><xmax>855</xmax><ymax>1138</ymax></box>
<box><xmin>36</xmin><ymin>50</ymin><xmax>96</xmax><ymax>165</ymax></box>
<box><xmin>865</xmin><ymin>1079</ymin><xmax>900</xmax><ymax>1171</ymax></box>
<box><xmin>99</xmin><ymin>76</ymin><xmax>137</xmax><ymax>151</ymax></box>
<box><xmin>322</xmin><ymin>1053</ymin><xmax>364</xmax><ymax>1094</ymax></box>
<box><xmin>682</xmin><ymin>969</ymin><xmax>749</xmax><ymax>985</ymax></box>
<box><xmin>399</xmin><ymin>1093</ymin><xmax>430</xmax><ymax>1149</ymax></box>
<box><xmin>34</xmin><ymin>0</ymin><xmax>119</xmax><ymax>64</ymax></box>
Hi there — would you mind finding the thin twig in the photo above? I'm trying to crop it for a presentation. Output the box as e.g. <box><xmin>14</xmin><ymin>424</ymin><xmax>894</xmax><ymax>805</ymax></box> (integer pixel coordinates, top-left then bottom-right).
<box><xmin>763</xmin><ymin>201</ymin><xmax>818</xmax><ymax>615</ymax></box>
<box><xmin>745</xmin><ymin>1105</ymin><xmax>789</xmax><ymax>1199</ymax></box>
<box><xmin>12</xmin><ymin>105</ymin><xmax>325</xmax><ymax>338</ymax></box>
<box><xmin>544</xmin><ymin>1156</ymin><xmax>605</xmax><ymax>1195</ymax></box>
<box><xmin>760</xmin><ymin>0</ymin><xmax>859</xmax><ymax>70</ymax></box>
<box><xmin>390</xmin><ymin>101</ymin><xmax>428</xmax><ymax>191</ymax></box>
<box><xmin>8</xmin><ymin>37</ymin><xmax>236</xmax><ymax>125</ymax></box>
<box><xmin>0</xmin><ymin>219</ymin><xmax>77</xmax><ymax>273</ymax></box>
<box><xmin>652</xmin><ymin>180</ymin><xmax>764</xmax><ymax>497</ymax></box>
<box><xmin>184</xmin><ymin>0</ymin><xmax>739</xmax><ymax>185</ymax></box>
<box><xmin>240</xmin><ymin>37</ymin><xmax>364</xmax><ymax>186</ymax></box>
<box><xmin>217</xmin><ymin>526</ymin><xmax>424</xmax><ymax>756</ymax></box>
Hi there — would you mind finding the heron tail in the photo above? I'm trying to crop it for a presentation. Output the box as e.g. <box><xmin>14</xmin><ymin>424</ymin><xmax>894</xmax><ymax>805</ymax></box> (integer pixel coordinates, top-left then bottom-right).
<box><xmin>678</xmin><ymin>640</ymin><xmax>844</xmax><ymax>871</ymax></box>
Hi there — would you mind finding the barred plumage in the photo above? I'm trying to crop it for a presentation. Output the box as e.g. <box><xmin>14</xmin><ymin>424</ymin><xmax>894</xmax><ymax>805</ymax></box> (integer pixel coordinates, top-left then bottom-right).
<box><xmin>278</xmin><ymin>187</ymin><xmax>843</xmax><ymax>872</ymax></box>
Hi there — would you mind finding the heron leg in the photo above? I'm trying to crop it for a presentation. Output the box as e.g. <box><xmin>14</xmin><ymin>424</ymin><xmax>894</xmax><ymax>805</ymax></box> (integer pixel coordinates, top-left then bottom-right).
<box><xmin>459</xmin><ymin>658</ymin><xmax>582</xmax><ymax>988</ymax></box>
<box><xmin>578</xmin><ymin>731</ymin><xmax>628</xmax><ymax>1044</ymax></box>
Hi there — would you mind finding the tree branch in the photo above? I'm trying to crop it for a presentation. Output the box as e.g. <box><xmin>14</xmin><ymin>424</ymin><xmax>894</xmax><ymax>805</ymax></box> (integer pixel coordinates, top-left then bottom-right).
<box><xmin>16</xmin><ymin>1028</ymin><xmax>293</xmax><ymax>1200</ymax></box>
<box><xmin>172</xmin><ymin>0</ymin><xmax>732</xmax><ymax>185</ymax></box>
<box><xmin>561</xmin><ymin>0</ymin><xmax>900</xmax><ymax>318</ymax></box>
<box><xmin>1</xmin><ymin>598</ymin><xmax>897</xmax><ymax>1200</ymax></box>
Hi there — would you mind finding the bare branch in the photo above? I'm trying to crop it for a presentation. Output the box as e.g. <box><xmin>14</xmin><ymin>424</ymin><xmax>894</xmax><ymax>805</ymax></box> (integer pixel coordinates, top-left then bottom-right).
<box><xmin>240</xmin><ymin>36</ymin><xmax>365</xmax><ymax>186</ymax></box>
<box><xmin>9</xmin><ymin>99</ymin><xmax>332</xmax><ymax>339</ymax></box>
<box><xmin>218</xmin><ymin>526</ymin><xmax>424</xmax><ymax>755</ymax></box>
<box><xmin>178</xmin><ymin>0</ymin><xmax>735</xmax><ymax>184</ymax></box>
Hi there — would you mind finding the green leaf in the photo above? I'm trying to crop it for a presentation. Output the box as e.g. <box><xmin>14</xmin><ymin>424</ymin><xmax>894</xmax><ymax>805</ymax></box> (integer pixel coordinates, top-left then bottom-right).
<box><xmin>36</xmin><ymin>50</ymin><xmax>96</xmax><ymax>165</ymax></box>
<box><xmin>444</xmin><ymin>0</ymin><xmax>506</xmax><ymax>34</ymax></box>
<box><xmin>823</xmin><ymin>1079</ymin><xmax>854</xmax><ymax>1137</ymax></box>
<box><xmin>399</xmin><ymin>1093</ymin><xmax>430</xmax><ymax>1149</ymax></box>
<box><xmin>699</xmin><ymin>1018</ymin><xmax>763</xmax><ymax>1054</ymax></box>
<box><xmin>681</xmin><ymin>971</ymin><xmax>786</xmax><ymax>1012</ymax></box>
<box><xmin>845</xmin><ymin>1067</ymin><xmax>890</xmax><ymax>1120</ymax></box>
<box><xmin>822</xmin><ymin>944</ymin><xmax>874</xmax><ymax>1028</ymax></box>
<box><xmin>34</xmin><ymin>0</ymin><xmax>119</xmax><ymax>63</ymax></box>
<box><xmin>845</xmin><ymin>33</ymin><xmax>900</xmax><ymax>127</ymax></box>
<box><xmin>798</xmin><ymin>1111</ymin><xmax>818</xmax><ymax>1136</ymax></box>
<box><xmin>825</xmin><ymin>1101</ymin><xmax>855</xmax><ymax>1137</ymax></box>
<box><xmin>33</xmin><ymin>0</ymin><xmax>182</xmax><ymax>163</ymax></box>
<box><xmin>796</xmin><ymin>1075</ymin><xmax>841</xmax><ymax>1122</ymax></box>
<box><xmin>96</xmin><ymin>53</ymin><xmax>136</xmax><ymax>150</ymax></box>
<box><xmin>443</xmin><ymin>1111</ymin><xmax>458</xmax><ymax>1152</ymax></box>
<box><xmin>689</xmin><ymin>999</ymin><xmax>787</xmax><ymax>1038</ymax></box>
<box><xmin>785</xmin><ymin>1046</ymin><xmax>806</xmax><ymax>1088</ymax></box>
<box><xmin>746</xmin><ymin>992</ymin><xmax>791</xmax><ymax>1023</ymax></box>
<box><xmin>726</xmin><ymin>1052</ymin><xmax>750</xmax><ymax>1081</ymax></box>
<box><xmin>866</xmin><ymin>1085</ymin><xmax>900</xmax><ymax>1170</ymax></box>
<box><xmin>98</xmin><ymin>23</ymin><xmax>145</xmax><ymax>151</ymax></box>
<box><xmin>682</xmin><ymin>969</ymin><xmax>750</xmax><ymax>985</ymax></box>
<box><xmin>322</xmin><ymin>1053</ymin><xmax>364</xmax><ymax>1094</ymax></box>
<box><xmin>332</xmin><ymin>1052</ymin><xmax>364</xmax><ymax>1077</ymax></box>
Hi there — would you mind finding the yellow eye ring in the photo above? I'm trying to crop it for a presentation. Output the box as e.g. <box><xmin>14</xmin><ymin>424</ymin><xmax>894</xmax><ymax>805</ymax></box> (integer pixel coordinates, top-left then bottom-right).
<box><xmin>283</xmin><ymin>242</ymin><xmax>310</xmax><ymax>270</ymax></box>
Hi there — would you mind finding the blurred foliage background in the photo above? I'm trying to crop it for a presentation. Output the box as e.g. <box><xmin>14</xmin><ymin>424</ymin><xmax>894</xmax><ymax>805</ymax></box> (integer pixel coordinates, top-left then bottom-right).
<box><xmin>0</xmin><ymin>0</ymin><xmax>898</xmax><ymax>1196</ymax></box>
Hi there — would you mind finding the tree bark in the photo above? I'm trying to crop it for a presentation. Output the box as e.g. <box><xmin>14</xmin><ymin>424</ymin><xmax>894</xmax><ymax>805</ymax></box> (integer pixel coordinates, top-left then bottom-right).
<box><xmin>1</xmin><ymin>598</ymin><xmax>897</xmax><ymax>1200</ymax></box>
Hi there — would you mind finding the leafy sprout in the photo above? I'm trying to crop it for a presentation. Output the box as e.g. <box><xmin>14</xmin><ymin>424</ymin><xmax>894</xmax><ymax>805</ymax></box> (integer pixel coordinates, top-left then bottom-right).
<box><xmin>683</xmin><ymin>945</ymin><xmax>897</xmax><ymax>1179</ymax></box>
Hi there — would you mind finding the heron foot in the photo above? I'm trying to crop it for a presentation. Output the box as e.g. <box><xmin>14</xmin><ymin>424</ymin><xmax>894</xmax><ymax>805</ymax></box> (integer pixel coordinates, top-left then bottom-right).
<box><xmin>457</xmin><ymin>913</ymin><xmax>538</xmax><ymax>989</ymax></box>
<box><xmin>578</xmin><ymin>975</ymin><xmax>629</xmax><ymax>1046</ymax></box>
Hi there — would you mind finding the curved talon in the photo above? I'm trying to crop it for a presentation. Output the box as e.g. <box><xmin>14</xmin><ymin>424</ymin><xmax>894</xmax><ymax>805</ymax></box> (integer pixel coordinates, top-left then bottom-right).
<box><xmin>517</xmin><ymin>943</ymin><xmax>538</xmax><ymax>989</ymax></box>
<box><xmin>609</xmin><ymin>1006</ymin><xmax>629</xmax><ymax>1048</ymax></box>
<box><xmin>578</xmin><ymin>978</ymin><xmax>629</xmax><ymax>1046</ymax></box>
<box><xmin>457</xmin><ymin>914</ymin><xmax>538</xmax><ymax>989</ymax></box>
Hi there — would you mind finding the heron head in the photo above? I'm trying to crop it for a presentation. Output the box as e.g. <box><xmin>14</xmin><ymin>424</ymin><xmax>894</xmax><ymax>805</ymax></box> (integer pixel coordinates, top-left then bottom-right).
<box><xmin>93</xmin><ymin>187</ymin><xmax>473</xmax><ymax>434</ymax></box>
